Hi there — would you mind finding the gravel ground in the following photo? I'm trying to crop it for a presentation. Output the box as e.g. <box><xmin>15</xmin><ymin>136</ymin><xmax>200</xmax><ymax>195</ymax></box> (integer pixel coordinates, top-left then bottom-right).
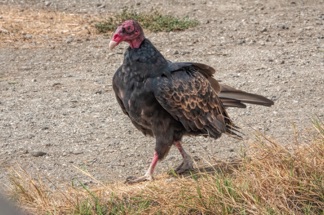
<box><xmin>0</xmin><ymin>0</ymin><xmax>323</xmax><ymax>189</ymax></box>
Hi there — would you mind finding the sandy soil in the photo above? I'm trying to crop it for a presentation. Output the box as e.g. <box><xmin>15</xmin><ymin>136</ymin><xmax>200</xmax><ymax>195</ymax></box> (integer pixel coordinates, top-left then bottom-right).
<box><xmin>0</xmin><ymin>0</ymin><xmax>323</xmax><ymax>189</ymax></box>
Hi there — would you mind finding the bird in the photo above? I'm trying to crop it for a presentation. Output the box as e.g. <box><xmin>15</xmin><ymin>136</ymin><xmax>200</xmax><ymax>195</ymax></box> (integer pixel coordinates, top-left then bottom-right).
<box><xmin>109</xmin><ymin>20</ymin><xmax>274</xmax><ymax>184</ymax></box>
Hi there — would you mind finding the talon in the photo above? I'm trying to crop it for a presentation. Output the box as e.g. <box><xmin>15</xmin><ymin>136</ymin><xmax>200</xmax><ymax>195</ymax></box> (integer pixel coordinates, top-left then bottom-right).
<box><xmin>125</xmin><ymin>151</ymin><xmax>158</xmax><ymax>184</ymax></box>
<box><xmin>175</xmin><ymin>160</ymin><xmax>194</xmax><ymax>174</ymax></box>
<box><xmin>125</xmin><ymin>176</ymin><xmax>137</xmax><ymax>183</ymax></box>
<box><xmin>175</xmin><ymin>162</ymin><xmax>184</xmax><ymax>172</ymax></box>
<box><xmin>174</xmin><ymin>141</ymin><xmax>194</xmax><ymax>174</ymax></box>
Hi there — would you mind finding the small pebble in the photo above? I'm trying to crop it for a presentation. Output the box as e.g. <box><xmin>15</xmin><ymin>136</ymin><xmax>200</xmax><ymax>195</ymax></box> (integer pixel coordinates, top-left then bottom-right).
<box><xmin>66</xmin><ymin>37</ymin><xmax>74</xmax><ymax>44</ymax></box>
<box><xmin>24</xmin><ymin>34</ymin><xmax>33</xmax><ymax>39</ymax></box>
<box><xmin>277</xmin><ymin>24</ymin><xmax>289</xmax><ymax>30</ymax></box>
<box><xmin>31</xmin><ymin>151</ymin><xmax>47</xmax><ymax>157</ymax></box>
<box><xmin>0</xmin><ymin>28</ymin><xmax>8</xmax><ymax>34</ymax></box>
<box><xmin>261</xmin><ymin>27</ymin><xmax>267</xmax><ymax>32</ymax></box>
<box><xmin>96</xmin><ymin>3</ymin><xmax>105</xmax><ymax>8</ymax></box>
<box><xmin>20</xmin><ymin>66</ymin><xmax>32</xmax><ymax>71</ymax></box>
<box><xmin>45</xmin><ymin>1</ymin><xmax>51</xmax><ymax>6</ymax></box>
<box><xmin>238</xmin><ymin>39</ymin><xmax>245</xmax><ymax>45</ymax></box>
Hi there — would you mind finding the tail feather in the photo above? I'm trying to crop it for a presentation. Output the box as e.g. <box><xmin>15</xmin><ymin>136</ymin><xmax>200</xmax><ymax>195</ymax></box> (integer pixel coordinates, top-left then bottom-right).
<box><xmin>219</xmin><ymin>84</ymin><xmax>274</xmax><ymax>108</ymax></box>
<box><xmin>219</xmin><ymin>98</ymin><xmax>247</xmax><ymax>108</ymax></box>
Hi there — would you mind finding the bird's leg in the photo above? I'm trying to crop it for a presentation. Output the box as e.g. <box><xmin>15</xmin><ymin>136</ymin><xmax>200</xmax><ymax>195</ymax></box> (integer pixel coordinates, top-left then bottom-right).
<box><xmin>125</xmin><ymin>151</ymin><xmax>159</xmax><ymax>184</ymax></box>
<box><xmin>174</xmin><ymin>141</ymin><xmax>194</xmax><ymax>174</ymax></box>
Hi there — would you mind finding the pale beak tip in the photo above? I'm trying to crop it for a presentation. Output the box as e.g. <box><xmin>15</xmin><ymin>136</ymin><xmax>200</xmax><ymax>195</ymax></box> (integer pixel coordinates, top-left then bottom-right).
<box><xmin>109</xmin><ymin>40</ymin><xmax>118</xmax><ymax>50</ymax></box>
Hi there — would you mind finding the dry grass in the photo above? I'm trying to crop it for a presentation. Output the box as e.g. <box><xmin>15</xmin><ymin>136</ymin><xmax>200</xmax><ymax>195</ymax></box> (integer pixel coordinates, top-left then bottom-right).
<box><xmin>0</xmin><ymin>5</ymin><xmax>104</xmax><ymax>47</ymax></box>
<box><xmin>5</xmin><ymin>120</ymin><xmax>324</xmax><ymax>215</ymax></box>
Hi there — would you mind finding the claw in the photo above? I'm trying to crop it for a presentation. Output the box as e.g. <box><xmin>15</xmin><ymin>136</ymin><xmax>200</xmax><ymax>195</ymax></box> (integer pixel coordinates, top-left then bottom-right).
<box><xmin>174</xmin><ymin>141</ymin><xmax>194</xmax><ymax>174</ymax></box>
<box><xmin>175</xmin><ymin>158</ymin><xmax>194</xmax><ymax>174</ymax></box>
<box><xmin>125</xmin><ymin>151</ymin><xmax>158</xmax><ymax>184</ymax></box>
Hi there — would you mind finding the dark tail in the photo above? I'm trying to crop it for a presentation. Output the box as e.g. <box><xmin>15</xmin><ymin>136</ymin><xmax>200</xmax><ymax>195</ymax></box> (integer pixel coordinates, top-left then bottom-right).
<box><xmin>219</xmin><ymin>84</ymin><xmax>274</xmax><ymax>108</ymax></box>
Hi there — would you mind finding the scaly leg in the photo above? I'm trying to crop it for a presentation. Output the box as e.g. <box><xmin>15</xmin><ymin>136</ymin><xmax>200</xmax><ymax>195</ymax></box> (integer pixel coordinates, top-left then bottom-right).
<box><xmin>174</xmin><ymin>141</ymin><xmax>194</xmax><ymax>173</ymax></box>
<box><xmin>125</xmin><ymin>151</ymin><xmax>159</xmax><ymax>184</ymax></box>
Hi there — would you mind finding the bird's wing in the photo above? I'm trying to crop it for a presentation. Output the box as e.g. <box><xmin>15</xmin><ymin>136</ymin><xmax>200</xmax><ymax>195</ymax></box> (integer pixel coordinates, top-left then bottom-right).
<box><xmin>169</xmin><ymin>62</ymin><xmax>274</xmax><ymax>108</ymax></box>
<box><xmin>167</xmin><ymin>62</ymin><xmax>221</xmax><ymax>93</ymax></box>
<box><xmin>153</xmin><ymin>66</ymin><xmax>240</xmax><ymax>138</ymax></box>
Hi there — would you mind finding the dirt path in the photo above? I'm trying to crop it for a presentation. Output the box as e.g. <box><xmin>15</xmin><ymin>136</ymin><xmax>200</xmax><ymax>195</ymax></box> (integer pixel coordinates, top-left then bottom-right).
<box><xmin>0</xmin><ymin>0</ymin><xmax>323</xmax><ymax>188</ymax></box>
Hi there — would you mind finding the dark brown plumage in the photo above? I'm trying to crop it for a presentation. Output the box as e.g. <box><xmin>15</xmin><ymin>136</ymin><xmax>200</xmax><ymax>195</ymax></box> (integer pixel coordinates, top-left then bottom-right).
<box><xmin>110</xmin><ymin>20</ymin><xmax>274</xmax><ymax>183</ymax></box>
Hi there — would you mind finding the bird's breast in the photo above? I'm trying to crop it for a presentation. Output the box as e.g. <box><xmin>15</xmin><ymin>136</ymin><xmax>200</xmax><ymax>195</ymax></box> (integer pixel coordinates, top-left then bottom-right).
<box><xmin>123</xmin><ymin>80</ymin><xmax>157</xmax><ymax>129</ymax></box>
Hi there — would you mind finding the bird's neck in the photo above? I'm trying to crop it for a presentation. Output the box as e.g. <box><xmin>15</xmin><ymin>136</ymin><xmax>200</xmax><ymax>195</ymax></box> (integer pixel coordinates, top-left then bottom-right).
<box><xmin>127</xmin><ymin>35</ymin><xmax>145</xmax><ymax>49</ymax></box>
<box><xmin>124</xmin><ymin>39</ymin><xmax>169</xmax><ymax>77</ymax></box>
<box><xmin>126</xmin><ymin>39</ymin><xmax>167</xmax><ymax>62</ymax></box>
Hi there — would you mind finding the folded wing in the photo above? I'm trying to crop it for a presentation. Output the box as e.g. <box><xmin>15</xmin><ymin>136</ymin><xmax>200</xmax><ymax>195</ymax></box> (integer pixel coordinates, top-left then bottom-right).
<box><xmin>153</xmin><ymin>66</ymin><xmax>241</xmax><ymax>139</ymax></box>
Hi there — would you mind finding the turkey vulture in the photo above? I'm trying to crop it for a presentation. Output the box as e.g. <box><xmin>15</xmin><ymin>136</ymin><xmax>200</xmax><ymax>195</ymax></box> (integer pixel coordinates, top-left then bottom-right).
<box><xmin>109</xmin><ymin>20</ymin><xmax>274</xmax><ymax>183</ymax></box>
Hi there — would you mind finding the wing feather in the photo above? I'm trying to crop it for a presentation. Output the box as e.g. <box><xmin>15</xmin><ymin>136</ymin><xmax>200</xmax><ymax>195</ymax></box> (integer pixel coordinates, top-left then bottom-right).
<box><xmin>154</xmin><ymin>67</ymin><xmax>240</xmax><ymax>138</ymax></box>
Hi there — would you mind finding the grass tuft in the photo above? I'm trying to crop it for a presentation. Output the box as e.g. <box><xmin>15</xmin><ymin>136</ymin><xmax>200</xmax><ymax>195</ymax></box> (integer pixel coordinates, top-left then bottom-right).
<box><xmin>95</xmin><ymin>8</ymin><xmax>199</xmax><ymax>33</ymax></box>
<box><xmin>5</xmin><ymin>120</ymin><xmax>324</xmax><ymax>214</ymax></box>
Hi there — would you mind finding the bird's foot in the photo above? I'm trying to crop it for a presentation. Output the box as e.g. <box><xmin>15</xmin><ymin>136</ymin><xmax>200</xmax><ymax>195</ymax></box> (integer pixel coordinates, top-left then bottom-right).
<box><xmin>175</xmin><ymin>158</ymin><xmax>194</xmax><ymax>174</ymax></box>
<box><xmin>125</xmin><ymin>174</ymin><xmax>153</xmax><ymax>184</ymax></box>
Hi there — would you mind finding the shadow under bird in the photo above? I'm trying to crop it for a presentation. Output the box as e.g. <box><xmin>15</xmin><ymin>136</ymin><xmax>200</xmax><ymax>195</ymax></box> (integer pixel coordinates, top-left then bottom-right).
<box><xmin>109</xmin><ymin>20</ymin><xmax>274</xmax><ymax>184</ymax></box>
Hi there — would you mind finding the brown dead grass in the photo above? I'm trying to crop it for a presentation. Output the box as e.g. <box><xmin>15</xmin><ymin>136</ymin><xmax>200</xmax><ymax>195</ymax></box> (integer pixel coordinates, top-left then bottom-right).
<box><xmin>6</xmin><ymin>121</ymin><xmax>324</xmax><ymax>215</ymax></box>
<box><xmin>0</xmin><ymin>5</ymin><xmax>106</xmax><ymax>48</ymax></box>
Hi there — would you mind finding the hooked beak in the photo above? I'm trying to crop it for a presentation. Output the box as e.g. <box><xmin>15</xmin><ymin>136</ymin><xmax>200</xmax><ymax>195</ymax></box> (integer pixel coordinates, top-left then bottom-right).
<box><xmin>109</xmin><ymin>27</ymin><xmax>123</xmax><ymax>50</ymax></box>
<box><xmin>109</xmin><ymin>40</ymin><xmax>118</xmax><ymax>50</ymax></box>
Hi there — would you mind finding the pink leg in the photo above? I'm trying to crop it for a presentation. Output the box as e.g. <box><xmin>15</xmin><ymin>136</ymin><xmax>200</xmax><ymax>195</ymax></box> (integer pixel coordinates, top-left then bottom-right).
<box><xmin>175</xmin><ymin>141</ymin><xmax>187</xmax><ymax>158</ymax></box>
<box><xmin>125</xmin><ymin>151</ymin><xmax>159</xmax><ymax>184</ymax></box>
<box><xmin>174</xmin><ymin>141</ymin><xmax>194</xmax><ymax>173</ymax></box>
<box><xmin>145</xmin><ymin>151</ymin><xmax>159</xmax><ymax>176</ymax></box>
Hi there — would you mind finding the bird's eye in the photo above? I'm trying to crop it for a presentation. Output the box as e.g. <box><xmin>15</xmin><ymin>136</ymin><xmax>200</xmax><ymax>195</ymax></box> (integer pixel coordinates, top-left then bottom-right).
<box><xmin>125</xmin><ymin>26</ymin><xmax>134</xmax><ymax>33</ymax></box>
